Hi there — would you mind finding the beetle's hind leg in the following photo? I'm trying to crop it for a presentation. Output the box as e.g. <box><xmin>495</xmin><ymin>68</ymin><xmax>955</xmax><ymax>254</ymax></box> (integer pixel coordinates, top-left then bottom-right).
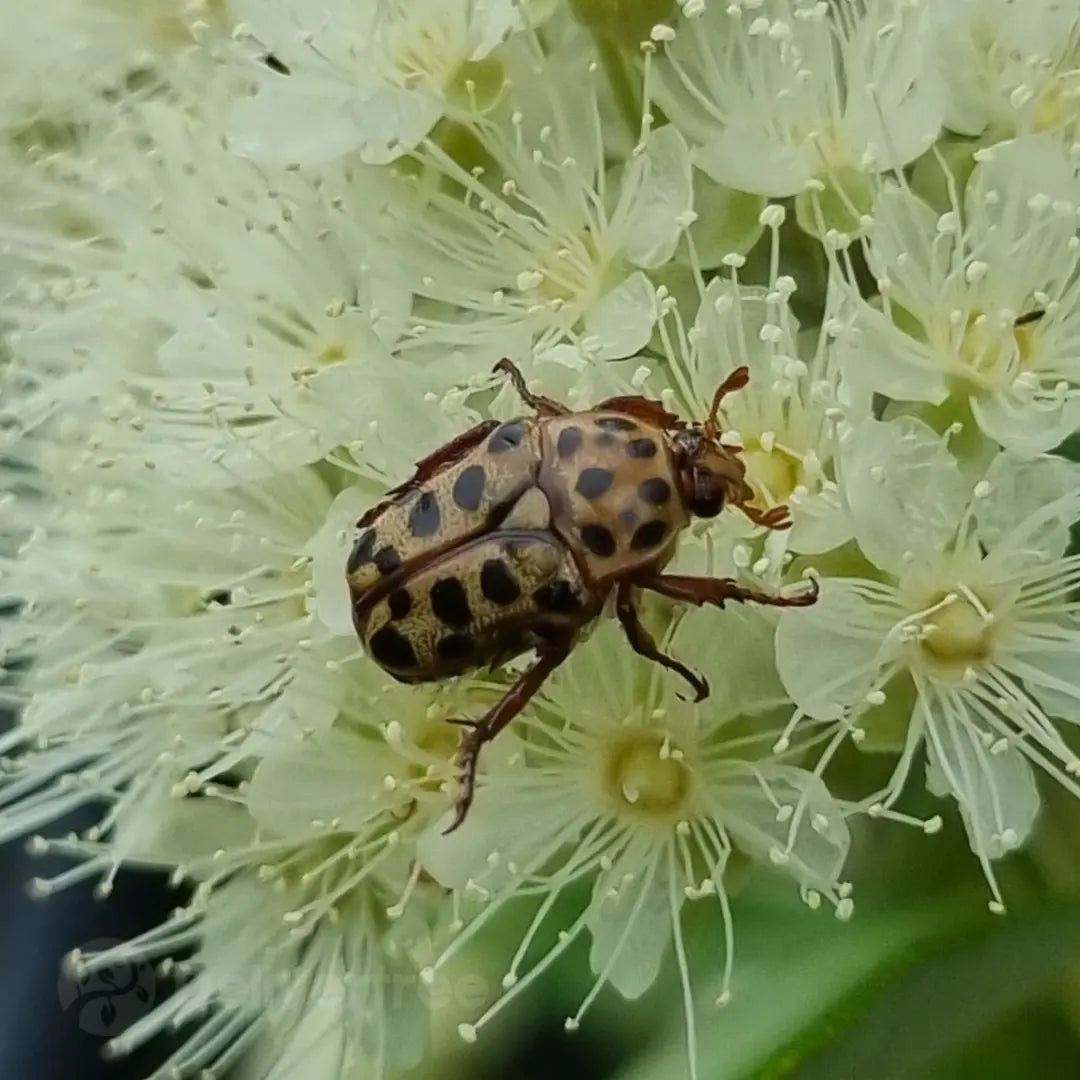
<box><xmin>494</xmin><ymin>358</ymin><xmax>571</xmax><ymax>416</ymax></box>
<box><xmin>616</xmin><ymin>582</ymin><xmax>709</xmax><ymax>702</ymax></box>
<box><xmin>444</xmin><ymin>645</ymin><xmax>570</xmax><ymax>834</ymax></box>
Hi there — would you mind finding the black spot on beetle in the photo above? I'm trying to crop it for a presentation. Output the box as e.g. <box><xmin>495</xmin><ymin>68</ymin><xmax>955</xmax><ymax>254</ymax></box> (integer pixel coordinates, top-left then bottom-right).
<box><xmin>480</xmin><ymin>559</ymin><xmax>520</xmax><ymax>605</ymax></box>
<box><xmin>452</xmin><ymin>464</ymin><xmax>486</xmax><ymax>511</ymax></box>
<box><xmin>594</xmin><ymin>431</ymin><xmax>617</xmax><ymax>448</ymax></box>
<box><xmin>557</xmin><ymin>426</ymin><xmax>583</xmax><ymax>458</ymax></box>
<box><xmin>581</xmin><ymin>523</ymin><xmax>617</xmax><ymax>557</ymax></box>
<box><xmin>431</xmin><ymin>577</ymin><xmax>473</xmax><ymax>627</ymax></box>
<box><xmin>369</xmin><ymin>626</ymin><xmax>418</xmax><ymax>670</ymax></box>
<box><xmin>576</xmin><ymin>467</ymin><xmax>615</xmax><ymax>500</ymax></box>
<box><xmin>347</xmin><ymin>529</ymin><xmax>376</xmax><ymax>574</ymax></box>
<box><xmin>437</xmin><ymin>634</ymin><xmax>473</xmax><ymax>663</ymax></box>
<box><xmin>374</xmin><ymin>546</ymin><xmax>402</xmax><ymax>576</ymax></box>
<box><xmin>533</xmin><ymin>580</ymin><xmax>582</xmax><ymax>614</ymax></box>
<box><xmin>631</xmin><ymin>520</ymin><xmax>668</xmax><ymax>550</ymax></box>
<box><xmin>638</xmin><ymin>476</ymin><xmax>672</xmax><ymax>504</ymax></box>
<box><xmin>595</xmin><ymin>415</ymin><xmax>638</xmax><ymax>432</ymax></box>
<box><xmin>408</xmin><ymin>491</ymin><xmax>441</xmax><ymax>538</ymax></box>
<box><xmin>618</xmin><ymin>507</ymin><xmax>639</xmax><ymax>530</ymax></box>
<box><xmin>388</xmin><ymin>589</ymin><xmax>412</xmax><ymax>620</ymax></box>
<box><xmin>488</xmin><ymin>419</ymin><xmax>527</xmax><ymax>453</ymax></box>
<box><xmin>627</xmin><ymin>438</ymin><xmax>658</xmax><ymax>459</ymax></box>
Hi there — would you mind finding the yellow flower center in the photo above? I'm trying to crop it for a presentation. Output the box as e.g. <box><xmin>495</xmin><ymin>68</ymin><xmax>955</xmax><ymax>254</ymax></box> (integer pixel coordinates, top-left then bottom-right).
<box><xmin>916</xmin><ymin>590</ymin><xmax>997</xmax><ymax>678</ymax></box>
<box><xmin>952</xmin><ymin>308</ymin><xmax>1041</xmax><ymax>390</ymax></box>
<box><xmin>740</xmin><ymin>438</ymin><xmax>803</xmax><ymax>507</ymax></box>
<box><xmin>601</xmin><ymin>730</ymin><xmax>693</xmax><ymax>823</ymax></box>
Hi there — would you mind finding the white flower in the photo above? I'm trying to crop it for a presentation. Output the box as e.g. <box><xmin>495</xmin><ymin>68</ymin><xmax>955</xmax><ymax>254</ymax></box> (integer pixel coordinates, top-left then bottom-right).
<box><xmin>417</xmin><ymin>618</ymin><xmax>849</xmax><ymax>1075</ymax></box>
<box><xmin>0</xmin><ymin>102</ymin><xmax>489</xmax><ymax>486</ymax></box>
<box><xmin>0</xmin><ymin>440</ymin><xmax>343</xmax><ymax>847</ymax></box>
<box><xmin>359</xmin><ymin>46</ymin><xmax>694</xmax><ymax>363</ymax></box>
<box><xmin>838</xmin><ymin>134</ymin><xmax>1080</xmax><ymax>457</ymax></box>
<box><xmin>231</xmin><ymin>0</ymin><xmax>524</xmax><ymax>165</ymax></box>
<box><xmin>661</xmin><ymin>216</ymin><xmax>865</xmax><ymax>555</ymax></box>
<box><xmin>653</xmin><ymin>0</ymin><xmax>945</xmax><ymax>232</ymax></box>
<box><xmin>58</xmin><ymin>806</ymin><xmax>429</xmax><ymax>1080</ymax></box>
<box><xmin>776</xmin><ymin>416</ymin><xmax>1080</xmax><ymax>910</ymax></box>
<box><xmin>933</xmin><ymin>0</ymin><xmax>1080</xmax><ymax>142</ymax></box>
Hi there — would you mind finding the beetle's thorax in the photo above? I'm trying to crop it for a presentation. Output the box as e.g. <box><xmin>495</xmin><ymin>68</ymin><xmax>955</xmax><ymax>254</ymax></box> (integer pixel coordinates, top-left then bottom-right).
<box><xmin>537</xmin><ymin>410</ymin><xmax>690</xmax><ymax>584</ymax></box>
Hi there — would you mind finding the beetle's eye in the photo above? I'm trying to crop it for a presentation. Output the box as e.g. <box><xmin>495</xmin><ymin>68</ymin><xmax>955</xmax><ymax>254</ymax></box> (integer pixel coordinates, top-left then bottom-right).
<box><xmin>690</xmin><ymin>493</ymin><xmax>724</xmax><ymax>518</ymax></box>
<box><xmin>689</xmin><ymin>468</ymin><xmax>725</xmax><ymax>518</ymax></box>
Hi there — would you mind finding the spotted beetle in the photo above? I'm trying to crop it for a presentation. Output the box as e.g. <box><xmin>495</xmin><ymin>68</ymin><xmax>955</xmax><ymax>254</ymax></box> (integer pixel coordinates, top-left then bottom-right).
<box><xmin>346</xmin><ymin>359</ymin><xmax>818</xmax><ymax>831</ymax></box>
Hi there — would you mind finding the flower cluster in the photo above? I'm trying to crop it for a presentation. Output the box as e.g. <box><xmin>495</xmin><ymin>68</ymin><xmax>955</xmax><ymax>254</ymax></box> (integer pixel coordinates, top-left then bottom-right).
<box><xmin>1</xmin><ymin>1</ymin><xmax>1079</xmax><ymax>1078</ymax></box>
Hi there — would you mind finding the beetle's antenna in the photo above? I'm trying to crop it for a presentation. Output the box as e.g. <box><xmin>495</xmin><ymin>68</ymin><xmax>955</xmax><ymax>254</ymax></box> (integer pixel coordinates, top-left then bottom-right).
<box><xmin>703</xmin><ymin>366</ymin><xmax>750</xmax><ymax>440</ymax></box>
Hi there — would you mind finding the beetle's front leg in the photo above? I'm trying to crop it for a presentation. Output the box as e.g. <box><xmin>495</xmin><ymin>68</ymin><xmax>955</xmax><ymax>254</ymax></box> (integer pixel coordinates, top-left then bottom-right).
<box><xmin>638</xmin><ymin>572</ymin><xmax>819</xmax><ymax>610</ymax></box>
<box><xmin>444</xmin><ymin>646</ymin><xmax>570</xmax><ymax>834</ymax></box>
<box><xmin>493</xmin><ymin>358</ymin><xmax>571</xmax><ymax>417</ymax></box>
<box><xmin>615</xmin><ymin>581</ymin><xmax>709</xmax><ymax>702</ymax></box>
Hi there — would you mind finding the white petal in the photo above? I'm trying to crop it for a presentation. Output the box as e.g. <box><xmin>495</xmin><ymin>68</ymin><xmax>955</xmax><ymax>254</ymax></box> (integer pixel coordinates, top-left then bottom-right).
<box><xmin>843</xmin><ymin>38</ymin><xmax>945</xmax><ymax>171</ymax></box>
<box><xmin>231</xmin><ymin>78</ymin><xmax>364</xmax><ymax>165</ymax></box>
<box><xmin>468</xmin><ymin>0</ymin><xmax>524</xmax><ymax>56</ymax></box>
<box><xmin>775</xmin><ymin>579</ymin><xmax>896</xmax><ymax>720</ymax></box>
<box><xmin>690</xmin><ymin>279</ymin><xmax>772</xmax><ymax>394</ymax></box>
<box><xmin>246</xmin><ymin>728</ymin><xmax>391</xmax><ymax>837</ymax></box>
<box><xmin>970</xmin><ymin>392</ymin><xmax>1080</xmax><ymax>460</ymax></box>
<box><xmin>716</xmin><ymin>762</ymin><xmax>850</xmax><ymax>892</ymax></box>
<box><xmin>786</xmin><ymin>489</ymin><xmax>855</xmax><ymax>557</ymax></box>
<box><xmin>975</xmin><ymin>454</ymin><xmax>1080</xmax><ymax>560</ymax></box>
<box><xmin>840</xmin><ymin>417</ymin><xmax>967</xmax><ymax>572</ymax></box>
<box><xmin>1001</xmin><ymin>647</ymin><xmax>1080</xmax><ymax>723</ymax></box>
<box><xmin>416</xmin><ymin>786</ymin><xmax>575</xmax><ymax>892</ymax></box>
<box><xmin>693</xmin><ymin>126</ymin><xmax>811</xmax><ymax>199</ymax></box>
<box><xmin>967</xmin><ymin>135</ymin><xmax>1080</xmax><ymax>238</ymax></box>
<box><xmin>923</xmin><ymin>692</ymin><xmax>1040</xmax><ymax>860</ymax></box>
<box><xmin>836</xmin><ymin>305</ymin><xmax>949</xmax><ymax>406</ymax></box>
<box><xmin>119</xmin><ymin>796</ymin><xmax>255</xmax><ymax>866</ymax></box>
<box><xmin>670</xmin><ymin>604</ymin><xmax>786</xmax><ymax>716</ymax></box>
<box><xmin>585</xmin><ymin>271</ymin><xmax>656</xmax><ymax>360</ymax></box>
<box><xmin>350</xmin><ymin>85</ymin><xmax>444</xmax><ymax>165</ymax></box>
<box><xmin>586</xmin><ymin>848</ymin><xmax>672</xmax><ymax>1000</ymax></box>
<box><xmin>619</xmin><ymin>125</ymin><xmax>694</xmax><ymax>269</ymax></box>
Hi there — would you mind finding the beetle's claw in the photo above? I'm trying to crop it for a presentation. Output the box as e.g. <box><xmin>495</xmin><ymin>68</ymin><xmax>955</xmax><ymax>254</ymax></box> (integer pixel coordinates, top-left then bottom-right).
<box><xmin>444</xmin><ymin>725</ymin><xmax>483</xmax><ymax>835</ymax></box>
<box><xmin>784</xmin><ymin>575</ymin><xmax>820</xmax><ymax>606</ymax></box>
<box><xmin>675</xmin><ymin>672</ymin><xmax>710</xmax><ymax>704</ymax></box>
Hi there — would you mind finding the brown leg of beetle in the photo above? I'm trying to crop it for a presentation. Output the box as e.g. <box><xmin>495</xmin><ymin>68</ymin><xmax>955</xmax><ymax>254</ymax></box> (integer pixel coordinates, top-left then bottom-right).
<box><xmin>444</xmin><ymin>646</ymin><xmax>569</xmax><ymax>834</ymax></box>
<box><xmin>493</xmin><ymin>358</ymin><xmax>571</xmax><ymax>416</ymax></box>
<box><xmin>739</xmin><ymin>502</ymin><xmax>793</xmax><ymax>531</ymax></box>
<box><xmin>639</xmin><ymin>572</ymin><xmax>819</xmax><ymax>610</ymax></box>
<box><xmin>615</xmin><ymin>581</ymin><xmax>709</xmax><ymax>703</ymax></box>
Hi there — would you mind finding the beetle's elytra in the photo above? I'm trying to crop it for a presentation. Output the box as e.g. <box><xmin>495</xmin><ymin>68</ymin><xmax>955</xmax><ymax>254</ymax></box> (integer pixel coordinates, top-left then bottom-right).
<box><xmin>346</xmin><ymin>359</ymin><xmax>818</xmax><ymax>832</ymax></box>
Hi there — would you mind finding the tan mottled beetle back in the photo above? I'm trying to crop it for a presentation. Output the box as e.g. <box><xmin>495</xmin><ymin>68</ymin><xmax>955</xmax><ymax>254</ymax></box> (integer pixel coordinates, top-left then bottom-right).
<box><xmin>346</xmin><ymin>359</ymin><xmax>818</xmax><ymax>832</ymax></box>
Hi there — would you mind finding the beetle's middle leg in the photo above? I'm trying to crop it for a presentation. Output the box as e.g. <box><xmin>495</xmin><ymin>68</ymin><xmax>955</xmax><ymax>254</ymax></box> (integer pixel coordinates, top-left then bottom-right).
<box><xmin>444</xmin><ymin>645</ymin><xmax>570</xmax><ymax>834</ymax></box>
<box><xmin>493</xmin><ymin>358</ymin><xmax>571</xmax><ymax>416</ymax></box>
<box><xmin>638</xmin><ymin>572</ymin><xmax>819</xmax><ymax>610</ymax></box>
<box><xmin>615</xmin><ymin>581</ymin><xmax>709</xmax><ymax>702</ymax></box>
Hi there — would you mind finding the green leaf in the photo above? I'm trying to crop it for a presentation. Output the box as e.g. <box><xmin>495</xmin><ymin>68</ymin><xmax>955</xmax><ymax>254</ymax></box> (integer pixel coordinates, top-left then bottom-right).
<box><xmin>616</xmin><ymin>889</ymin><xmax>1080</xmax><ymax>1080</ymax></box>
<box><xmin>616</xmin><ymin>888</ymin><xmax>964</xmax><ymax>1080</ymax></box>
<box><xmin>779</xmin><ymin>899</ymin><xmax>1080</xmax><ymax>1080</ymax></box>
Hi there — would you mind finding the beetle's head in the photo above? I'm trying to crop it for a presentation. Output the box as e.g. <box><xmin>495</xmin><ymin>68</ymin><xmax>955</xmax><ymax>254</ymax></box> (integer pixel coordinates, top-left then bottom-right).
<box><xmin>670</xmin><ymin>367</ymin><xmax>792</xmax><ymax>530</ymax></box>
